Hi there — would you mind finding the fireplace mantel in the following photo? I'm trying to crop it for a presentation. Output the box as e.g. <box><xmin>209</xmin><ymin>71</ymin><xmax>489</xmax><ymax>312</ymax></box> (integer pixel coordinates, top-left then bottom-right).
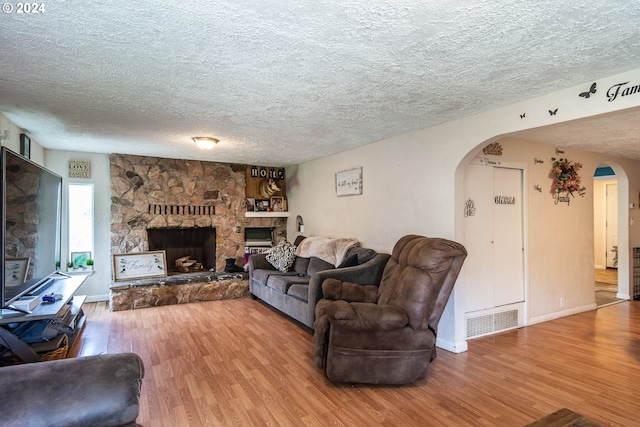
<box><xmin>245</xmin><ymin>212</ymin><xmax>290</xmax><ymax>218</ymax></box>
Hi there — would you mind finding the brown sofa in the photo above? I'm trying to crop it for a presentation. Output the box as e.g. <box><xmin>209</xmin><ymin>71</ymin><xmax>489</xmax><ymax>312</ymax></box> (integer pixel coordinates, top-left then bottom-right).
<box><xmin>313</xmin><ymin>235</ymin><xmax>467</xmax><ymax>384</ymax></box>
<box><xmin>249</xmin><ymin>243</ymin><xmax>390</xmax><ymax>329</ymax></box>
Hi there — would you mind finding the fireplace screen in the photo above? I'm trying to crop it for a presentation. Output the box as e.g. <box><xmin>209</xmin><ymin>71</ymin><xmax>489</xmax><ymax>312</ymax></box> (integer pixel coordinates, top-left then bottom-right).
<box><xmin>147</xmin><ymin>228</ymin><xmax>216</xmax><ymax>272</ymax></box>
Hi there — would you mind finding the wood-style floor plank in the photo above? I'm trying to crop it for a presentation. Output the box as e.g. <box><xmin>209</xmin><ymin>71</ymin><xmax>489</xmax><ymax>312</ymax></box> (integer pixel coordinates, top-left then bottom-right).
<box><xmin>71</xmin><ymin>298</ymin><xmax>640</xmax><ymax>427</ymax></box>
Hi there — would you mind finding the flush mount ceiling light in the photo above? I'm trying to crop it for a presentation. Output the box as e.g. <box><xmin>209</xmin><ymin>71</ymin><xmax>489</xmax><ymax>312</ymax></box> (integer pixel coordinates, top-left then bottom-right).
<box><xmin>192</xmin><ymin>136</ymin><xmax>219</xmax><ymax>149</ymax></box>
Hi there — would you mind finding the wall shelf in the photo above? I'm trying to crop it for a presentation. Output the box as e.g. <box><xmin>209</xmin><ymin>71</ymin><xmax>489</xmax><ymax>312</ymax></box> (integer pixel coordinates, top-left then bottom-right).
<box><xmin>245</xmin><ymin>212</ymin><xmax>290</xmax><ymax>218</ymax></box>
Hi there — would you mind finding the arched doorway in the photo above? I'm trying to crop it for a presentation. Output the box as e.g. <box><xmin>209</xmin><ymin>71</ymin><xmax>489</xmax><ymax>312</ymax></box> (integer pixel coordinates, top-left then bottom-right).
<box><xmin>593</xmin><ymin>164</ymin><xmax>620</xmax><ymax>307</ymax></box>
<box><xmin>592</xmin><ymin>162</ymin><xmax>631</xmax><ymax>306</ymax></box>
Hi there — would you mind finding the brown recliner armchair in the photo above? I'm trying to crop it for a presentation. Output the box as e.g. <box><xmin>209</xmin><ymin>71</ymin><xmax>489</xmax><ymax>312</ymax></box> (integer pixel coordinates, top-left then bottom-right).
<box><xmin>313</xmin><ymin>235</ymin><xmax>467</xmax><ymax>385</ymax></box>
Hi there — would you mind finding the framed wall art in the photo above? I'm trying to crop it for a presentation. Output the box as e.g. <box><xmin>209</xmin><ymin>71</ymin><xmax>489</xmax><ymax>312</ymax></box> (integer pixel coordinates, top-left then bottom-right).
<box><xmin>336</xmin><ymin>167</ymin><xmax>363</xmax><ymax>197</ymax></box>
<box><xmin>71</xmin><ymin>251</ymin><xmax>91</xmax><ymax>268</ymax></box>
<box><xmin>19</xmin><ymin>133</ymin><xmax>30</xmax><ymax>159</ymax></box>
<box><xmin>255</xmin><ymin>199</ymin><xmax>270</xmax><ymax>211</ymax></box>
<box><xmin>271</xmin><ymin>196</ymin><xmax>284</xmax><ymax>211</ymax></box>
<box><xmin>5</xmin><ymin>257</ymin><xmax>30</xmax><ymax>287</ymax></box>
<box><xmin>113</xmin><ymin>250</ymin><xmax>167</xmax><ymax>281</ymax></box>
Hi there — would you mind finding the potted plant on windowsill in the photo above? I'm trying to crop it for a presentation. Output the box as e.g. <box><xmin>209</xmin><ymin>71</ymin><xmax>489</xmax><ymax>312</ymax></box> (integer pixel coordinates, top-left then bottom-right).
<box><xmin>86</xmin><ymin>259</ymin><xmax>94</xmax><ymax>271</ymax></box>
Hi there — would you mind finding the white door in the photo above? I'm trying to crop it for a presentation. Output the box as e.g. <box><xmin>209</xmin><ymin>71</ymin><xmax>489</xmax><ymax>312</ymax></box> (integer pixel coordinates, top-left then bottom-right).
<box><xmin>492</xmin><ymin>167</ymin><xmax>525</xmax><ymax>306</ymax></box>
<box><xmin>464</xmin><ymin>164</ymin><xmax>495</xmax><ymax>312</ymax></box>
<box><xmin>464</xmin><ymin>163</ymin><xmax>524</xmax><ymax>313</ymax></box>
<box><xmin>606</xmin><ymin>183</ymin><xmax>618</xmax><ymax>268</ymax></box>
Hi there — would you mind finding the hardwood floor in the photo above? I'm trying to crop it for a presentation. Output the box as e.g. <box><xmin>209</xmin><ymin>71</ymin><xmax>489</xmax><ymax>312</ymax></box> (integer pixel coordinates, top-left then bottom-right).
<box><xmin>69</xmin><ymin>299</ymin><xmax>640</xmax><ymax>427</ymax></box>
<box><xmin>594</xmin><ymin>268</ymin><xmax>618</xmax><ymax>285</ymax></box>
<box><xmin>594</xmin><ymin>268</ymin><xmax>623</xmax><ymax>307</ymax></box>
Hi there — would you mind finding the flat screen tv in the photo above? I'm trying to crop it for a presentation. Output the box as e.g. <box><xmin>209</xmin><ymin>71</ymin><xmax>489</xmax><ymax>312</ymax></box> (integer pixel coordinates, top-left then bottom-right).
<box><xmin>1</xmin><ymin>147</ymin><xmax>62</xmax><ymax>312</ymax></box>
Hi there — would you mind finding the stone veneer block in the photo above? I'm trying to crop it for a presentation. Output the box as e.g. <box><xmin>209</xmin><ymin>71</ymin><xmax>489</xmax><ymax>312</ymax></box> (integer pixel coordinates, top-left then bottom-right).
<box><xmin>110</xmin><ymin>272</ymin><xmax>249</xmax><ymax>311</ymax></box>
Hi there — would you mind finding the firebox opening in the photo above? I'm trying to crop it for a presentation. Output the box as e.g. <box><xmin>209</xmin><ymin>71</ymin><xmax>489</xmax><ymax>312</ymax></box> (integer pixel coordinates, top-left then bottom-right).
<box><xmin>147</xmin><ymin>227</ymin><xmax>216</xmax><ymax>274</ymax></box>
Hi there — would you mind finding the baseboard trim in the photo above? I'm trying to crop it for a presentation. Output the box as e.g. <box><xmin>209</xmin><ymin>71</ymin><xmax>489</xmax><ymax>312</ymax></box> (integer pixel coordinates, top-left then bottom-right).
<box><xmin>436</xmin><ymin>338</ymin><xmax>468</xmax><ymax>354</ymax></box>
<box><xmin>85</xmin><ymin>294</ymin><xmax>109</xmax><ymax>303</ymax></box>
<box><xmin>528</xmin><ymin>303</ymin><xmax>596</xmax><ymax>325</ymax></box>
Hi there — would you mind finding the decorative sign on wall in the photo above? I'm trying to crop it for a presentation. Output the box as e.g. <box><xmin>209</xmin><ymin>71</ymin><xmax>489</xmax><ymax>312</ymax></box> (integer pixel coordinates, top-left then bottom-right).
<box><xmin>482</xmin><ymin>142</ymin><xmax>503</xmax><ymax>156</ymax></box>
<box><xmin>68</xmin><ymin>160</ymin><xmax>91</xmax><ymax>178</ymax></box>
<box><xmin>336</xmin><ymin>167</ymin><xmax>363</xmax><ymax>197</ymax></box>
<box><xmin>607</xmin><ymin>80</ymin><xmax>640</xmax><ymax>102</ymax></box>
<box><xmin>494</xmin><ymin>195</ymin><xmax>516</xmax><ymax>205</ymax></box>
<box><xmin>549</xmin><ymin>157</ymin><xmax>586</xmax><ymax>206</ymax></box>
<box><xmin>113</xmin><ymin>250</ymin><xmax>167</xmax><ymax>281</ymax></box>
<box><xmin>464</xmin><ymin>199</ymin><xmax>476</xmax><ymax>217</ymax></box>
<box><xmin>578</xmin><ymin>82</ymin><xmax>597</xmax><ymax>99</ymax></box>
<box><xmin>245</xmin><ymin>165</ymin><xmax>286</xmax><ymax>200</ymax></box>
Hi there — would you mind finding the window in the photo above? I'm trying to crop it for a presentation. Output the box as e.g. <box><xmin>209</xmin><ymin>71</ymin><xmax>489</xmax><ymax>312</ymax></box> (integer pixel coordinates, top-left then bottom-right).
<box><xmin>68</xmin><ymin>184</ymin><xmax>93</xmax><ymax>268</ymax></box>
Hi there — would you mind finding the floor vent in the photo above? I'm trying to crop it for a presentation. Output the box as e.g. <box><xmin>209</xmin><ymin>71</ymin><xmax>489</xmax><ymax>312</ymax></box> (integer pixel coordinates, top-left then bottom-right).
<box><xmin>467</xmin><ymin>309</ymin><xmax>519</xmax><ymax>338</ymax></box>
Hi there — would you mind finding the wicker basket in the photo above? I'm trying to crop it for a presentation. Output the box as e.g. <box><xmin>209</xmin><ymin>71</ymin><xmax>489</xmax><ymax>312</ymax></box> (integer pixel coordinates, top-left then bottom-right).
<box><xmin>39</xmin><ymin>334</ymin><xmax>69</xmax><ymax>362</ymax></box>
<box><xmin>0</xmin><ymin>334</ymin><xmax>69</xmax><ymax>366</ymax></box>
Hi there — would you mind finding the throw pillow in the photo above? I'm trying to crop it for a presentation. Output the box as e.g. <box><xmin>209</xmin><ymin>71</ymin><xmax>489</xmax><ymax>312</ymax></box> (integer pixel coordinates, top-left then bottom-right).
<box><xmin>266</xmin><ymin>240</ymin><xmax>297</xmax><ymax>272</ymax></box>
<box><xmin>337</xmin><ymin>253</ymin><xmax>358</xmax><ymax>269</ymax></box>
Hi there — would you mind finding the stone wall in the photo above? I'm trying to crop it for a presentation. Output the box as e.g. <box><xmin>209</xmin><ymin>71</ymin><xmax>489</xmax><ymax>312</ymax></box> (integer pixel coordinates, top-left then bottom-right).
<box><xmin>110</xmin><ymin>154</ymin><xmax>286</xmax><ymax>273</ymax></box>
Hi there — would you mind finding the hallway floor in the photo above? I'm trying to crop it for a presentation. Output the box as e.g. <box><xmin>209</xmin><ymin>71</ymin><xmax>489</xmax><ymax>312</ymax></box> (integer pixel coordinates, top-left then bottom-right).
<box><xmin>595</xmin><ymin>268</ymin><xmax>623</xmax><ymax>307</ymax></box>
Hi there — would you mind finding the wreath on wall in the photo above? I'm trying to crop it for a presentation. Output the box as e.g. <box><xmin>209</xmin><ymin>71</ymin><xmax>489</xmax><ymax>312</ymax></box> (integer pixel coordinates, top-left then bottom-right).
<box><xmin>549</xmin><ymin>157</ymin><xmax>586</xmax><ymax>197</ymax></box>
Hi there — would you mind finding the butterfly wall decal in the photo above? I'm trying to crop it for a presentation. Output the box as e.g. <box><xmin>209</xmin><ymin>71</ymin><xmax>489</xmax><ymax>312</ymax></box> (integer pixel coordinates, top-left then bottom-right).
<box><xmin>520</xmin><ymin>113</ymin><xmax>526</xmax><ymax>119</ymax></box>
<box><xmin>579</xmin><ymin>82</ymin><xmax>597</xmax><ymax>98</ymax></box>
<box><xmin>549</xmin><ymin>108</ymin><xmax>558</xmax><ymax>116</ymax></box>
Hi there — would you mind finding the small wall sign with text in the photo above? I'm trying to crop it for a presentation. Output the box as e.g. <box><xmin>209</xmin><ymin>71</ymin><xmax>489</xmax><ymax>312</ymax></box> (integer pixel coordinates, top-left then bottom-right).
<box><xmin>68</xmin><ymin>160</ymin><xmax>91</xmax><ymax>178</ymax></box>
<box><xmin>494</xmin><ymin>196</ymin><xmax>516</xmax><ymax>205</ymax></box>
<box><xmin>336</xmin><ymin>167</ymin><xmax>363</xmax><ymax>197</ymax></box>
<box><xmin>464</xmin><ymin>199</ymin><xmax>476</xmax><ymax>217</ymax></box>
<box><xmin>113</xmin><ymin>250</ymin><xmax>167</xmax><ymax>281</ymax></box>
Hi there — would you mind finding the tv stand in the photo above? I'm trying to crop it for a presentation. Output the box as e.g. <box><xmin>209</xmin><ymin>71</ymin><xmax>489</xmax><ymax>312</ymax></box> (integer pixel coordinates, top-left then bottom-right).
<box><xmin>0</xmin><ymin>275</ymin><xmax>88</xmax><ymax>360</ymax></box>
<box><xmin>3</xmin><ymin>304</ymin><xmax>31</xmax><ymax>315</ymax></box>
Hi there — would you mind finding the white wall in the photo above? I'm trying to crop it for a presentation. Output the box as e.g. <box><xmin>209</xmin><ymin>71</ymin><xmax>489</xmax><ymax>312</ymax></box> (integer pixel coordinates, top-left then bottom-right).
<box><xmin>287</xmin><ymin>68</ymin><xmax>640</xmax><ymax>352</ymax></box>
<box><xmin>45</xmin><ymin>150</ymin><xmax>112</xmax><ymax>301</ymax></box>
<box><xmin>0</xmin><ymin>113</ymin><xmax>44</xmax><ymax>164</ymax></box>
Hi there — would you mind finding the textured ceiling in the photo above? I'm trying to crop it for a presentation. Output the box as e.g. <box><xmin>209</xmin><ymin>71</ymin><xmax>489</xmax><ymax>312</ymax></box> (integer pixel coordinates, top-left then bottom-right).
<box><xmin>1</xmin><ymin>0</ymin><xmax>639</xmax><ymax>166</ymax></box>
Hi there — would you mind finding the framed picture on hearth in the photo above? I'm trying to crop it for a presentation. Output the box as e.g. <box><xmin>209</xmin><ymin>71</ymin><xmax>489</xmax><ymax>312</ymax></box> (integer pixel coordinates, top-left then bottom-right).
<box><xmin>5</xmin><ymin>257</ymin><xmax>30</xmax><ymax>288</ymax></box>
<box><xmin>113</xmin><ymin>250</ymin><xmax>167</xmax><ymax>281</ymax></box>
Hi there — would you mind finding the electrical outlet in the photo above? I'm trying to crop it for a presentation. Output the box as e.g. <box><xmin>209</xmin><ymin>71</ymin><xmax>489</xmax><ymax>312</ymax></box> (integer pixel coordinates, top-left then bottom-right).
<box><xmin>560</xmin><ymin>297</ymin><xmax>564</xmax><ymax>308</ymax></box>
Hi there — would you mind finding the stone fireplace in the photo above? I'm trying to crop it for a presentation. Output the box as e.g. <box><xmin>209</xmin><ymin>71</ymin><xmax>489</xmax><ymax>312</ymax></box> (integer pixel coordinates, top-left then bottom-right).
<box><xmin>110</xmin><ymin>154</ymin><xmax>287</xmax><ymax>273</ymax></box>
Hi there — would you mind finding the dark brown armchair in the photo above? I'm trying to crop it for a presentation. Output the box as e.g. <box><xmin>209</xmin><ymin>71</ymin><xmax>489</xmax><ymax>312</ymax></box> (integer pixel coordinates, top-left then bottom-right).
<box><xmin>313</xmin><ymin>235</ymin><xmax>467</xmax><ymax>385</ymax></box>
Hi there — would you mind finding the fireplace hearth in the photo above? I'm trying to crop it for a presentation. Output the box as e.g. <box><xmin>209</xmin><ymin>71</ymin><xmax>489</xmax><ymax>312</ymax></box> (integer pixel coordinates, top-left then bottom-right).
<box><xmin>147</xmin><ymin>227</ymin><xmax>216</xmax><ymax>273</ymax></box>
